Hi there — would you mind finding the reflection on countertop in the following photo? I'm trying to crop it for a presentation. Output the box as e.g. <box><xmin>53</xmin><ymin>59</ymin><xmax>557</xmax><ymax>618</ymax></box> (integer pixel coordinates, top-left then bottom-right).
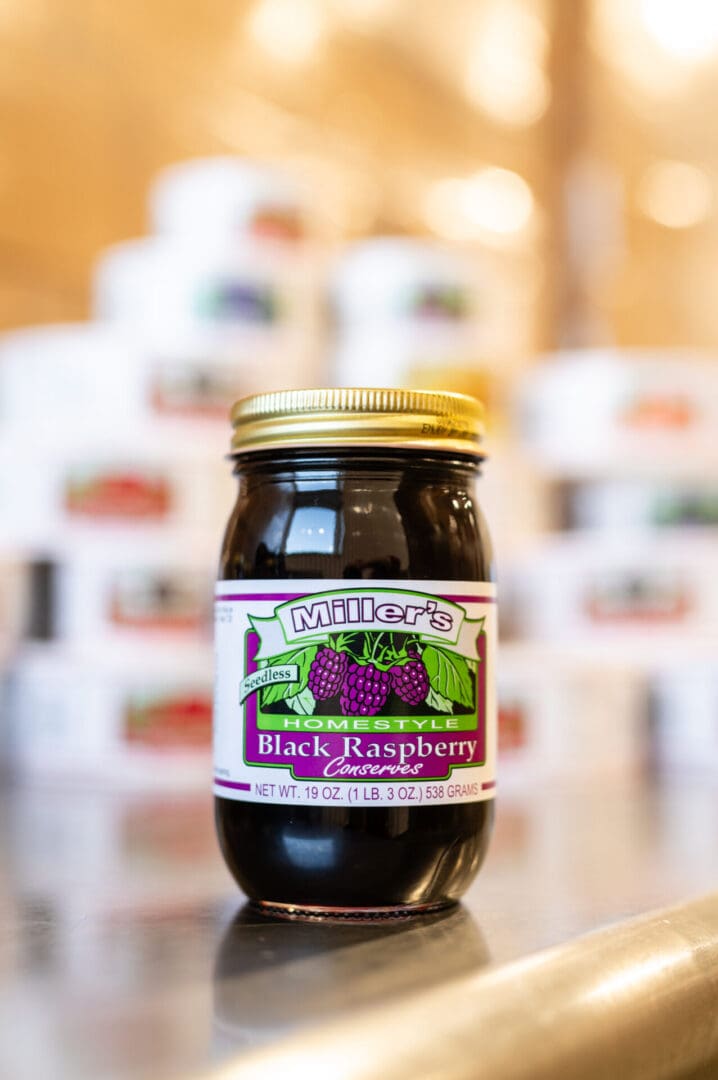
<box><xmin>213</xmin><ymin>903</ymin><xmax>489</xmax><ymax>1058</ymax></box>
<box><xmin>2</xmin><ymin>775</ymin><xmax>718</xmax><ymax>1079</ymax></box>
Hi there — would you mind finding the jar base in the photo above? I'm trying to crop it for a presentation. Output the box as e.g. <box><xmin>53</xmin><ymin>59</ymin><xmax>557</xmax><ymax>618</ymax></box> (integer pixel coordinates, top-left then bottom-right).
<box><xmin>249</xmin><ymin>898</ymin><xmax>457</xmax><ymax>923</ymax></box>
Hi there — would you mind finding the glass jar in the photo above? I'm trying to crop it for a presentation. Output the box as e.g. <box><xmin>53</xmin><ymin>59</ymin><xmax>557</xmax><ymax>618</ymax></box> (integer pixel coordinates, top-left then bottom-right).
<box><xmin>214</xmin><ymin>388</ymin><xmax>496</xmax><ymax>918</ymax></box>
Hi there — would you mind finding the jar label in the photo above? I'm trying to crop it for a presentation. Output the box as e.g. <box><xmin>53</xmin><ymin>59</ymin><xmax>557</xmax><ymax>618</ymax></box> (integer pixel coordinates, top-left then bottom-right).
<box><xmin>214</xmin><ymin>580</ymin><xmax>496</xmax><ymax>807</ymax></box>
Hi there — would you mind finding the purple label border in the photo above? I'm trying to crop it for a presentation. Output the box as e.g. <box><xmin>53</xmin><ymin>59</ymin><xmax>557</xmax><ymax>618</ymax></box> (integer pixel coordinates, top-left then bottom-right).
<box><xmin>216</xmin><ymin>590</ymin><xmax>496</xmax><ymax>604</ymax></box>
<box><xmin>242</xmin><ymin>630</ymin><xmax>487</xmax><ymax>782</ymax></box>
<box><xmin>215</xmin><ymin>778</ymin><xmax>252</xmax><ymax>792</ymax></box>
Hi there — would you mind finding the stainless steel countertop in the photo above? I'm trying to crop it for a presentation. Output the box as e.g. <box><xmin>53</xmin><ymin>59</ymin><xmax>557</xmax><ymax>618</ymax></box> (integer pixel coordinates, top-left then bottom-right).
<box><xmin>213</xmin><ymin>891</ymin><xmax>718</xmax><ymax>1080</ymax></box>
<box><xmin>2</xmin><ymin>775</ymin><xmax>718</xmax><ymax>1079</ymax></box>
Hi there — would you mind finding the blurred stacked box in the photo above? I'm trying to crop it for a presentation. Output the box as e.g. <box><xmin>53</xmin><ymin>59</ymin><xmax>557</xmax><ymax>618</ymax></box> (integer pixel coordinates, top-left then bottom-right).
<box><xmin>497</xmin><ymin>645</ymin><xmax>647</xmax><ymax>790</ymax></box>
<box><xmin>331</xmin><ymin>238</ymin><xmax>492</xmax><ymax>403</ymax></box>
<box><xmin>1</xmin><ymin>157</ymin><xmax>323</xmax><ymax>786</ymax></box>
<box><xmin>329</xmin><ymin>237</ymin><xmax>552</xmax><ymax>560</ymax></box>
<box><xmin>510</xmin><ymin>348</ymin><xmax>718</xmax><ymax>782</ymax></box>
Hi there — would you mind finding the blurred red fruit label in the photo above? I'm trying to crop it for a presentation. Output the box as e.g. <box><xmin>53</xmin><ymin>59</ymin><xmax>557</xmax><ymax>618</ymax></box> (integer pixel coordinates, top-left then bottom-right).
<box><xmin>498</xmin><ymin>702</ymin><xmax>527</xmax><ymax>753</ymax></box>
<box><xmin>250</xmin><ymin>207</ymin><xmax>304</xmax><ymax>243</ymax></box>
<box><xmin>620</xmin><ymin>394</ymin><xmax>697</xmax><ymax>430</ymax></box>
<box><xmin>124</xmin><ymin>690</ymin><xmax>212</xmax><ymax>749</ymax></box>
<box><xmin>583</xmin><ymin>573</ymin><xmax>691</xmax><ymax>623</ymax></box>
<box><xmin>64</xmin><ymin>469</ymin><xmax>172</xmax><ymax>519</ymax></box>
<box><xmin>214</xmin><ymin>580</ymin><xmax>497</xmax><ymax>807</ymax></box>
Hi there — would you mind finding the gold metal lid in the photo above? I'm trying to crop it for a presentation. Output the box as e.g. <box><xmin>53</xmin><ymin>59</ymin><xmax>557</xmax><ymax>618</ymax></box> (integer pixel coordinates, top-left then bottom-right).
<box><xmin>230</xmin><ymin>387</ymin><xmax>485</xmax><ymax>457</ymax></box>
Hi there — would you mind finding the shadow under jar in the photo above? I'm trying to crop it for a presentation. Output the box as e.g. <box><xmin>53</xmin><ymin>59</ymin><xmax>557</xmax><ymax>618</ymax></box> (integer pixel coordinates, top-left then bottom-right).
<box><xmin>214</xmin><ymin>389</ymin><xmax>496</xmax><ymax>918</ymax></box>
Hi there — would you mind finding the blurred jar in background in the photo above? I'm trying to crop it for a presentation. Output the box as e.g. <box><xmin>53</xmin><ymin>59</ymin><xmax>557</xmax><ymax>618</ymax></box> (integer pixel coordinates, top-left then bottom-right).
<box><xmin>329</xmin><ymin>237</ymin><xmax>494</xmax><ymax>408</ymax></box>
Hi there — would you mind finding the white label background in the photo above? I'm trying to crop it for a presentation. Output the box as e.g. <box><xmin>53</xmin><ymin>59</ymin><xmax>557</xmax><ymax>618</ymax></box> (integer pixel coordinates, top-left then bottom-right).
<box><xmin>214</xmin><ymin>579</ymin><xmax>497</xmax><ymax>807</ymax></box>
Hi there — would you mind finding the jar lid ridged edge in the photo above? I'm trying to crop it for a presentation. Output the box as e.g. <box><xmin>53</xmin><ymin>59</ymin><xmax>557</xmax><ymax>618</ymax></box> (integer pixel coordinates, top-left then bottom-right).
<box><xmin>230</xmin><ymin>387</ymin><xmax>485</xmax><ymax>456</ymax></box>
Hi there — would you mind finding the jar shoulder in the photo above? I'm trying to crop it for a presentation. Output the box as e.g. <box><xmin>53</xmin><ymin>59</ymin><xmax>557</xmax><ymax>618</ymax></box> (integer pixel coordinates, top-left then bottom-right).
<box><xmin>219</xmin><ymin>465</ymin><xmax>494</xmax><ymax>581</ymax></box>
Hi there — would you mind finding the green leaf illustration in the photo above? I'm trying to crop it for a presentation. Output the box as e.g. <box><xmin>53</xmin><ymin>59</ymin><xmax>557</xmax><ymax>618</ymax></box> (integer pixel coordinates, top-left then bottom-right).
<box><xmin>426</xmin><ymin>686</ymin><xmax>454</xmax><ymax>714</ymax></box>
<box><xmin>285</xmin><ymin>687</ymin><xmax>316</xmax><ymax>715</ymax></box>
<box><xmin>422</xmin><ymin>646</ymin><xmax>474</xmax><ymax>708</ymax></box>
<box><xmin>261</xmin><ymin>645</ymin><xmax>318</xmax><ymax>706</ymax></box>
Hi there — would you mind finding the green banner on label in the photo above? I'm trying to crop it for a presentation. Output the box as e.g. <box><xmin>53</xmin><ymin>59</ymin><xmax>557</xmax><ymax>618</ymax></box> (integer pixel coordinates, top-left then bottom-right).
<box><xmin>256</xmin><ymin>714</ymin><xmax>478</xmax><ymax>733</ymax></box>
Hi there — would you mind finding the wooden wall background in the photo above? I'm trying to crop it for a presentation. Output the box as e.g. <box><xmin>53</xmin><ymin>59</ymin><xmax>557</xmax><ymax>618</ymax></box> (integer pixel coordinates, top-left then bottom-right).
<box><xmin>1</xmin><ymin>0</ymin><xmax>716</xmax><ymax>351</ymax></box>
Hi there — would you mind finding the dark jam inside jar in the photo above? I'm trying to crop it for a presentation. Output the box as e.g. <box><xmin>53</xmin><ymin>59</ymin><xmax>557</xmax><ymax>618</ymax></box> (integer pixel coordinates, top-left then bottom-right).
<box><xmin>215</xmin><ymin>445</ymin><xmax>495</xmax><ymax>916</ymax></box>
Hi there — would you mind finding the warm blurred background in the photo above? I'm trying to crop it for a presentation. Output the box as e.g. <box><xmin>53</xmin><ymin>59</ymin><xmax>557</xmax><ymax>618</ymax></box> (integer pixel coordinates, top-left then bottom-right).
<box><xmin>3</xmin><ymin>4</ymin><xmax>718</xmax><ymax>1076</ymax></box>
<box><xmin>1</xmin><ymin>0</ymin><xmax>718</xmax><ymax>803</ymax></box>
